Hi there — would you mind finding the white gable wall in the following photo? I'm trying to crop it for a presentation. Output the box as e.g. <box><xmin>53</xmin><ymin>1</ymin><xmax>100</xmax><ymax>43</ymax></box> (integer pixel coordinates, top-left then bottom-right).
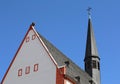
<box><xmin>2</xmin><ymin>29</ymin><xmax>56</xmax><ymax>84</ymax></box>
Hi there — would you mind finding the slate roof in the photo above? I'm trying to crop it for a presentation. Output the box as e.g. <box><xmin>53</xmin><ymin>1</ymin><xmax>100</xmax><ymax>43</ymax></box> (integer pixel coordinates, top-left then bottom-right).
<box><xmin>38</xmin><ymin>33</ymin><xmax>92</xmax><ymax>84</ymax></box>
<box><xmin>85</xmin><ymin>18</ymin><xmax>99</xmax><ymax>60</ymax></box>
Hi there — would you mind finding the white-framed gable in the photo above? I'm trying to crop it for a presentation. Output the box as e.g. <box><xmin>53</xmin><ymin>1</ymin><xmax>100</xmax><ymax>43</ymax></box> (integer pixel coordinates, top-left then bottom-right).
<box><xmin>2</xmin><ymin>25</ymin><xmax>57</xmax><ymax>84</ymax></box>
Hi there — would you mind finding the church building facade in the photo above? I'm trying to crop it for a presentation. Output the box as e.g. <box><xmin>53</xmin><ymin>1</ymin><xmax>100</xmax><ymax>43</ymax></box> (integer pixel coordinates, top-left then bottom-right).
<box><xmin>1</xmin><ymin>17</ymin><xmax>101</xmax><ymax>84</ymax></box>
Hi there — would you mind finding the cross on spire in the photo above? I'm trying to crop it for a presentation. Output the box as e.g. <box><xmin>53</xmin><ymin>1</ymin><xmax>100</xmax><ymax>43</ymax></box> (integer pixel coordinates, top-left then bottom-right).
<box><xmin>87</xmin><ymin>7</ymin><xmax>92</xmax><ymax>18</ymax></box>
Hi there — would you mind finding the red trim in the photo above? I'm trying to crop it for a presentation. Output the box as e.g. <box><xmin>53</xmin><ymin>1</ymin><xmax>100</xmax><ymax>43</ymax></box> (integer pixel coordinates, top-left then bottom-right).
<box><xmin>56</xmin><ymin>66</ymin><xmax>76</xmax><ymax>84</ymax></box>
<box><xmin>56</xmin><ymin>66</ymin><xmax>66</xmax><ymax>84</ymax></box>
<box><xmin>1</xmin><ymin>26</ymin><xmax>32</xmax><ymax>83</ymax></box>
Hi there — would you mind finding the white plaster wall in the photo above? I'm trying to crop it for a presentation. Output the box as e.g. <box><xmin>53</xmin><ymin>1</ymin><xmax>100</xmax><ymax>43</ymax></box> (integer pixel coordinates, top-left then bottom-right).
<box><xmin>65</xmin><ymin>80</ymin><xmax>73</xmax><ymax>84</ymax></box>
<box><xmin>3</xmin><ymin>30</ymin><xmax>56</xmax><ymax>84</ymax></box>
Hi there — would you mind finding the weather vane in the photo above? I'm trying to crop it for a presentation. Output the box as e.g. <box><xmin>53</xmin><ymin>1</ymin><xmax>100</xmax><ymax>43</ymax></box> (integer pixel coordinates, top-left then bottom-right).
<box><xmin>87</xmin><ymin>7</ymin><xmax>92</xmax><ymax>18</ymax></box>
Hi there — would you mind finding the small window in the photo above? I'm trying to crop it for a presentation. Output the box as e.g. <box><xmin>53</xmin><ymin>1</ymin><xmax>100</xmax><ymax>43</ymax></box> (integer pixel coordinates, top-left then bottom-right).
<box><xmin>32</xmin><ymin>34</ymin><xmax>36</xmax><ymax>40</ymax></box>
<box><xmin>98</xmin><ymin>62</ymin><xmax>100</xmax><ymax>70</ymax></box>
<box><xmin>18</xmin><ymin>69</ymin><xmax>22</xmax><ymax>76</ymax></box>
<box><xmin>25</xmin><ymin>66</ymin><xmax>30</xmax><ymax>74</ymax></box>
<box><xmin>26</xmin><ymin>36</ymin><xmax>30</xmax><ymax>42</ymax></box>
<box><xmin>34</xmin><ymin>64</ymin><xmax>39</xmax><ymax>72</ymax></box>
<box><xmin>86</xmin><ymin>61</ymin><xmax>91</xmax><ymax>69</ymax></box>
<box><xmin>92</xmin><ymin>60</ymin><xmax>97</xmax><ymax>68</ymax></box>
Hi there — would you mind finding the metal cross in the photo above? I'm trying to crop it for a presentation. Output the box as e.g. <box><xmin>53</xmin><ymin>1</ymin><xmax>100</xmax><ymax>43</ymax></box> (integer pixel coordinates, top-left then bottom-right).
<box><xmin>87</xmin><ymin>7</ymin><xmax>92</xmax><ymax>16</ymax></box>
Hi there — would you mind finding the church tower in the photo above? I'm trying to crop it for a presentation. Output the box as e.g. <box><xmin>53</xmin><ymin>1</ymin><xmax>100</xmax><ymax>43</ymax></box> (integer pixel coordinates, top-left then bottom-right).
<box><xmin>84</xmin><ymin>15</ymin><xmax>101</xmax><ymax>84</ymax></box>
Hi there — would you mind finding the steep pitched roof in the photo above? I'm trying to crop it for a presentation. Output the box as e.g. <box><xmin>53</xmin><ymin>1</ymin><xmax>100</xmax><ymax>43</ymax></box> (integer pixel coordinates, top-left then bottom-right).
<box><xmin>38</xmin><ymin>32</ymin><xmax>92</xmax><ymax>84</ymax></box>
<box><xmin>85</xmin><ymin>18</ymin><xmax>99</xmax><ymax>60</ymax></box>
<box><xmin>1</xmin><ymin>23</ymin><xmax>92</xmax><ymax>84</ymax></box>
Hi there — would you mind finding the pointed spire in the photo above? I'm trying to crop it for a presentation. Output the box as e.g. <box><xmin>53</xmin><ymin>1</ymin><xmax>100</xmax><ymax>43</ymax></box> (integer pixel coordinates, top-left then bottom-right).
<box><xmin>84</xmin><ymin>11</ymin><xmax>101</xmax><ymax>84</ymax></box>
<box><xmin>84</xmin><ymin>17</ymin><xmax>99</xmax><ymax>60</ymax></box>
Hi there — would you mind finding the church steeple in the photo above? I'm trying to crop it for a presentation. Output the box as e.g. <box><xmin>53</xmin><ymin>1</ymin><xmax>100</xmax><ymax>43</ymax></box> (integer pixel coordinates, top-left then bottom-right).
<box><xmin>84</xmin><ymin>15</ymin><xmax>101</xmax><ymax>84</ymax></box>
<box><xmin>84</xmin><ymin>18</ymin><xmax>99</xmax><ymax>60</ymax></box>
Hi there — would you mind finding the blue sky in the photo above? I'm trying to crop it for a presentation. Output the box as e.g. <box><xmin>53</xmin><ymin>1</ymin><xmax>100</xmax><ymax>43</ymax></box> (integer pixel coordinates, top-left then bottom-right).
<box><xmin>0</xmin><ymin>0</ymin><xmax>120</xmax><ymax>84</ymax></box>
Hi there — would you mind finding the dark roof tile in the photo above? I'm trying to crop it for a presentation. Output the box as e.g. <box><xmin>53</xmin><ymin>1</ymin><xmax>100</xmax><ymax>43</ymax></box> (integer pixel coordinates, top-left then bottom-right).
<box><xmin>38</xmin><ymin>33</ymin><xmax>92</xmax><ymax>84</ymax></box>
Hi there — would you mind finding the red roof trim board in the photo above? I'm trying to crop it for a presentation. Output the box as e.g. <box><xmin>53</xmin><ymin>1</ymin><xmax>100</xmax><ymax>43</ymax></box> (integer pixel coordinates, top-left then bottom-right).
<box><xmin>1</xmin><ymin>25</ymin><xmax>58</xmax><ymax>84</ymax></box>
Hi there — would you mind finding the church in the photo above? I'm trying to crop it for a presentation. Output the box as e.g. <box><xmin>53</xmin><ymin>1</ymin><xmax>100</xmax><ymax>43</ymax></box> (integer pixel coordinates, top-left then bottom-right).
<box><xmin>1</xmin><ymin>16</ymin><xmax>101</xmax><ymax>84</ymax></box>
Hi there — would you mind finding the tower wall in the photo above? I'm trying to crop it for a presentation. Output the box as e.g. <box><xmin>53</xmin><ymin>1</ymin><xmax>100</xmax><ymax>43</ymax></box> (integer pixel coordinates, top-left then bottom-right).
<box><xmin>92</xmin><ymin>58</ymin><xmax>100</xmax><ymax>84</ymax></box>
<box><xmin>84</xmin><ymin>18</ymin><xmax>101</xmax><ymax>84</ymax></box>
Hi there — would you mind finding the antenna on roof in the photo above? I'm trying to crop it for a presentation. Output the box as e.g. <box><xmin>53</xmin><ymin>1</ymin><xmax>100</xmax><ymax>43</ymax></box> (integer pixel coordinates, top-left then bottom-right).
<box><xmin>87</xmin><ymin>7</ymin><xmax>92</xmax><ymax>19</ymax></box>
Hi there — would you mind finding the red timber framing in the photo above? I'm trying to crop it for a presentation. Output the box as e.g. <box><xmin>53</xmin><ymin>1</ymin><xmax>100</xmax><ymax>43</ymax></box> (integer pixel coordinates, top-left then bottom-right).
<box><xmin>1</xmin><ymin>23</ymin><xmax>58</xmax><ymax>84</ymax></box>
<box><xmin>56</xmin><ymin>66</ymin><xmax>76</xmax><ymax>84</ymax></box>
<box><xmin>56</xmin><ymin>66</ymin><xmax>66</xmax><ymax>84</ymax></box>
